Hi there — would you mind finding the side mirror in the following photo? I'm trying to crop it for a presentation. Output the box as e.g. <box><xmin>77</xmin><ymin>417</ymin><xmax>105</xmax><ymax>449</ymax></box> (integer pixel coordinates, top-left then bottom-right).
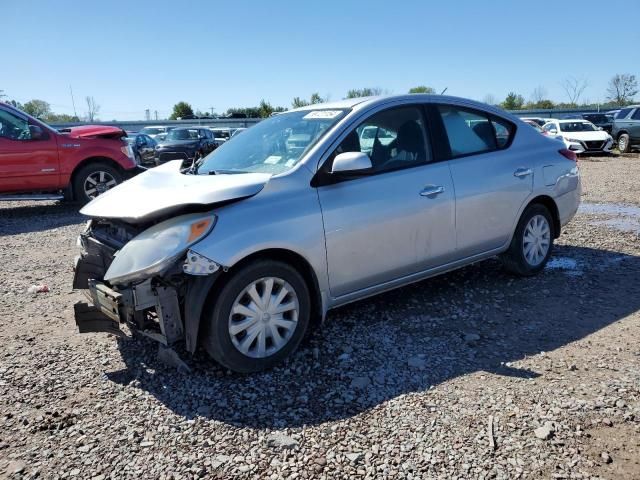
<box><xmin>549</xmin><ymin>129</ymin><xmax>557</xmax><ymax>135</ymax></box>
<box><xmin>29</xmin><ymin>125</ymin><xmax>45</xmax><ymax>140</ymax></box>
<box><xmin>331</xmin><ymin>151</ymin><xmax>373</xmax><ymax>175</ymax></box>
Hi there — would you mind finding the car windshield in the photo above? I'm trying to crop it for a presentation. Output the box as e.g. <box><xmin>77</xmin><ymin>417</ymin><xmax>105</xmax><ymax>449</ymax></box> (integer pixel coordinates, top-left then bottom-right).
<box><xmin>196</xmin><ymin>109</ymin><xmax>347</xmax><ymax>175</ymax></box>
<box><xmin>559</xmin><ymin>122</ymin><xmax>597</xmax><ymax>132</ymax></box>
<box><xmin>140</xmin><ymin>127</ymin><xmax>164</xmax><ymax>135</ymax></box>
<box><xmin>166</xmin><ymin>129</ymin><xmax>199</xmax><ymax>140</ymax></box>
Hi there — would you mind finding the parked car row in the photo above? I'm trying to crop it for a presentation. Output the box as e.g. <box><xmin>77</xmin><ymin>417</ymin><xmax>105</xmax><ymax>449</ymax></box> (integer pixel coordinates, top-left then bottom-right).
<box><xmin>521</xmin><ymin>107</ymin><xmax>640</xmax><ymax>155</ymax></box>
<box><xmin>521</xmin><ymin>114</ymin><xmax>618</xmax><ymax>155</ymax></box>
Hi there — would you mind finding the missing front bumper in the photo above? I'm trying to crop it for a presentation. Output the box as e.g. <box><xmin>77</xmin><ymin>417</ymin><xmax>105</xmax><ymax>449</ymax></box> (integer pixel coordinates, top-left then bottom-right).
<box><xmin>73</xmin><ymin>251</ymin><xmax>185</xmax><ymax>346</ymax></box>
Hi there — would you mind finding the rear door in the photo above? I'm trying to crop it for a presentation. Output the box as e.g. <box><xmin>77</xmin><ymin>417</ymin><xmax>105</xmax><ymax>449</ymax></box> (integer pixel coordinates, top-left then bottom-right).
<box><xmin>0</xmin><ymin>107</ymin><xmax>59</xmax><ymax>193</ymax></box>
<box><xmin>433</xmin><ymin>104</ymin><xmax>531</xmax><ymax>258</ymax></box>
<box><xmin>317</xmin><ymin>105</ymin><xmax>456</xmax><ymax>297</ymax></box>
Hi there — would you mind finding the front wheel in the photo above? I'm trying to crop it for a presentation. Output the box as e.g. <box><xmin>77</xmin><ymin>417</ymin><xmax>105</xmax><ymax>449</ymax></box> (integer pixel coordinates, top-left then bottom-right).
<box><xmin>617</xmin><ymin>133</ymin><xmax>630</xmax><ymax>153</ymax></box>
<box><xmin>73</xmin><ymin>162</ymin><xmax>123</xmax><ymax>204</ymax></box>
<box><xmin>500</xmin><ymin>204</ymin><xmax>554</xmax><ymax>276</ymax></box>
<box><xmin>203</xmin><ymin>260</ymin><xmax>311</xmax><ymax>373</ymax></box>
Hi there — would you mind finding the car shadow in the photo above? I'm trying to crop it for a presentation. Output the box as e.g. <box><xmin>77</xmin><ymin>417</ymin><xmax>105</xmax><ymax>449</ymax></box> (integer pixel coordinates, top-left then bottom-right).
<box><xmin>108</xmin><ymin>244</ymin><xmax>640</xmax><ymax>429</ymax></box>
<box><xmin>0</xmin><ymin>202</ymin><xmax>83</xmax><ymax>236</ymax></box>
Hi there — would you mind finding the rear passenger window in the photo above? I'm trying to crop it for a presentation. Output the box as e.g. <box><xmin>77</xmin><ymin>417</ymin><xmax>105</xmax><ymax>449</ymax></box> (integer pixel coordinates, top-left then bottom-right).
<box><xmin>632</xmin><ymin>109</ymin><xmax>640</xmax><ymax>120</ymax></box>
<box><xmin>437</xmin><ymin>105</ymin><xmax>514</xmax><ymax>157</ymax></box>
<box><xmin>617</xmin><ymin>108</ymin><xmax>632</xmax><ymax>119</ymax></box>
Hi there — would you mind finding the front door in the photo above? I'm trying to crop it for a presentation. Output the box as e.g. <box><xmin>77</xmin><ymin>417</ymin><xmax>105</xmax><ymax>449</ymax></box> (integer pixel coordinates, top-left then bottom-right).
<box><xmin>317</xmin><ymin>105</ymin><xmax>457</xmax><ymax>298</ymax></box>
<box><xmin>0</xmin><ymin>107</ymin><xmax>59</xmax><ymax>192</ymax></box>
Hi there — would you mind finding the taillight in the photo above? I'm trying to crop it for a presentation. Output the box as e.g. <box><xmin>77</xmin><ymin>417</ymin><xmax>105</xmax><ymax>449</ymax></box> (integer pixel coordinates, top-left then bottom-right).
<box><xmin>559</xmin><ymin>148</ymin><xmax>577</xmax><ymax>162</ymax></box>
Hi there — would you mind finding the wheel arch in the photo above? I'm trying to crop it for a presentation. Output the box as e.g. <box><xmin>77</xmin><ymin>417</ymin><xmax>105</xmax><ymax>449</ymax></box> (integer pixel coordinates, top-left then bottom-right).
<box><xmin>69</xmin><ymin>156</ymin><xmax>124</xmax><ymax>200</ymax></box>
<box><xmin>190</xmin><ymin>247</ymin><xmax>323</xmax><ymax>353</ymax></box>
<box><xmin>524</xmin><ymin>195</ymin><xmax>561</xmax><ymax>238</ymax></box>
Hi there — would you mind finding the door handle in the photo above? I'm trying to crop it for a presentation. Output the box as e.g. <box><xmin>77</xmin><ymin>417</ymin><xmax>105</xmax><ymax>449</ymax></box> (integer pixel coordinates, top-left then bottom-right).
<box><xmin>420</xmin><ymin>185</ymin><xmax>445</xmax><ymax>197</ymax></box>
<box><xmin>514</xmin><ymin>168</ymin><xmax>533</xmax><ymax>178</ymax></box>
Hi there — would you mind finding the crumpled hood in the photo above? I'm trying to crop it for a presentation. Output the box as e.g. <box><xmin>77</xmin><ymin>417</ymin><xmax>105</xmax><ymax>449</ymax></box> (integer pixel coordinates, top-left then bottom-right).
<box><xmin>60</xmin><ymin>125</ymin><xmax>126</xmax><ymax>139</ymax></box>
<box><xmin>80</xmin><ymin>161</ymin><xmax>271</xmax><ymax>222</ymax></box>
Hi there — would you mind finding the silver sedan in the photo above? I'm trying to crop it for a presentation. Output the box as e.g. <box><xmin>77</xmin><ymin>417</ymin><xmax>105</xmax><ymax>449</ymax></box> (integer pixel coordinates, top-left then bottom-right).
<box><xmin>73</xmin><ymin>95</ymin><xmax>581</xmax><ymax>372</ymax></box>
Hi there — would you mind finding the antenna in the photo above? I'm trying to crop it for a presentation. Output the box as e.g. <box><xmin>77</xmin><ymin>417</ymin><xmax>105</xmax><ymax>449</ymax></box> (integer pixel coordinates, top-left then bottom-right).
<box><xmin>69</xmin><ymin>85</ymin><xmax>78</xmax><ymax>118</ymax></box>
<box><xmin>440</xmin><ymin>87</ymin><xmax>448</xmax><ymax>95</ymax></box>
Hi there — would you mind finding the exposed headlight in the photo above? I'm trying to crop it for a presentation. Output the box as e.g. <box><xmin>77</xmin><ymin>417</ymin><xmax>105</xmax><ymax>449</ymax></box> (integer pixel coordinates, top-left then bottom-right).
<box><xmin>104</xmin><ymin>213</ymin><xmax>216</xmax><ymax>285</ymax></box>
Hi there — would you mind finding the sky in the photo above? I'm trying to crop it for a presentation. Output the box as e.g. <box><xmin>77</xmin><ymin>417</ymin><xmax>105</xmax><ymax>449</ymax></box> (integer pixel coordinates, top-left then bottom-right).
<box><xmin>3</xmin><ymin>0</ymin><xmax>639</xmax><ymax>120</ymax></box>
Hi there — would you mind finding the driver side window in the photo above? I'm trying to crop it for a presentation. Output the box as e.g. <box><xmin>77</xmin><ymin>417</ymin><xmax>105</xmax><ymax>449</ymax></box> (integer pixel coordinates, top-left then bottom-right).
<box><xmin>0</xmin><ymin>110</ymin><xmax>31</xmax><ymax>141</ymax></box>
<box><xmin>331</xmin><ymin>106</ymin><xmax>430</xmax><ymax>174</ymax></box>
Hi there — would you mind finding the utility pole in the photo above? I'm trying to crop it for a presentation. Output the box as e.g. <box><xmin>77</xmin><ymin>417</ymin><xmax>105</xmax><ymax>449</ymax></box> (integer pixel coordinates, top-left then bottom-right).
<box><xmin>154</xmin><ymin>110</ymin><xmax>158</xmax><ymax>120</ymax></box>
<box><xmin>69</xmin><ymin>85</ymin><xmax>78</xmax><ymax>119</ymax></box>
<box><xmin>210</xmin><ymin>107</ymin><xmax>215</xmax><ymax>116</ymax></box>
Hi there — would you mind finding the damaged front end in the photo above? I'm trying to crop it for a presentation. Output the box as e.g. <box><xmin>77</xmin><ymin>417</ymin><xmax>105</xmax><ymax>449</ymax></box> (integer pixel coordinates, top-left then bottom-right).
<box><xmin>73</xmin><ymin>213</ymin><xmax>221</xmax><ymax>353</ymax></box>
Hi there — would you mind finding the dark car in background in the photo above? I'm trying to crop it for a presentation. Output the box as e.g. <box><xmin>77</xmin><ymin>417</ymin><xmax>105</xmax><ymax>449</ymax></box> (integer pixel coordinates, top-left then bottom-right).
<box><xmin>154</xmin><ymin>126</ymin><xmax>217</xmax><ymax>166</ymax></box>
<box><xmin>611</xmin><ymin>105</ymin><xmax>640</xmax><ymax>153</ymax></box>
<box><xmin>562</xmin><ymin>113</ymin><xmax>613</xmax><ymax>133</ymax></box>
<box><xmin>127</xmin><ymin>133</ymin><xmax>157</xmax><ymax>166</ymax></box>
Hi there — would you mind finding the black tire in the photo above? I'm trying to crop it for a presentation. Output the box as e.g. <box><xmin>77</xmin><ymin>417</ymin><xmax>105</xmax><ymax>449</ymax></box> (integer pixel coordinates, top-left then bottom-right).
<box><xmin>203</xmin><ymin>260</ymin><xmax>311</xmax><ymax>373</ymax></box>
<box><xmin>617</xmin><ymin>133</ymin><xmax>630</xmax><ymax>153</ymax></box>
<box><xmin>73</xmin><ymin>162</ymin><xmax>123</xmax><ymax>204</ymax></box>
<box><xmin>500</xmin><ymin>203</ymin><xmax>554</xmax><ymax>276</ymax></box>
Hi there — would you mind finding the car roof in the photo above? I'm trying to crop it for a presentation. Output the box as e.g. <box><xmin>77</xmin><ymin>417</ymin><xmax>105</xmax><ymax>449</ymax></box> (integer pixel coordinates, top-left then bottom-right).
<box><xmin>291</xmin><ymin>94</ymin><xmax>512</xmax><ymax>119</ymax></box>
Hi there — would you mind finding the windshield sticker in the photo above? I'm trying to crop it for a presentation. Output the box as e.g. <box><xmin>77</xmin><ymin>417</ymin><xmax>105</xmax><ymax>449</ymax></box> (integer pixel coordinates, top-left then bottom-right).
<box><xmin>303</xmin><ymin>110</ymin><xmax>342</xmax><ymax>120</ymax></box>
<box><xmin>264</xmin><ymin>155</ymin><xmax>282</xmax><ymax>164</ymax></box>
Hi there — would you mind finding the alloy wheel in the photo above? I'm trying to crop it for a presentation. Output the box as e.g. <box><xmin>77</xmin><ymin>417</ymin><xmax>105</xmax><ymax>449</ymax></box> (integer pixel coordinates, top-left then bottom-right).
<box><xmin>84</xmin><ymin>171</ymin><xmax>117</xmax><ymax>199</ymax></box>
<box><xmin>522</xmin><ymin>214</ymin><xmax>551</xmax><ymax>266</ymax></box>
<box><xmin>228</xmin><ymin>277</ymin><xmax>299</xmax><ymax>358</ymax></box>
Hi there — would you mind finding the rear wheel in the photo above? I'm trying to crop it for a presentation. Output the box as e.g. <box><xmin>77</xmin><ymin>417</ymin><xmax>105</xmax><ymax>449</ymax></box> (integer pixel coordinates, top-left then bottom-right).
<box><xmin>501</xmin><ymin>204</ymin><xmax>554</xmax><ymax>276</ymax></box>
<box><xmin>73</xmin><ymin>162</ymin><xmax>123</xmax><ymax>204</ymax></box>
<box><xmin>203</xmin><ymin>260</ymin><xmax>311</xmax><ymax>373</ymax></box>
<box><xmin>617</xmin><ymin>133</ymin><xmax>630</xmax><ymax>153</ymax></box>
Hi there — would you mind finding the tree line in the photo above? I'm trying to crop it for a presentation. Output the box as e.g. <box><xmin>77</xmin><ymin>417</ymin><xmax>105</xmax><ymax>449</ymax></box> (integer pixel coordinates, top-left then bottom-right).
<box><xmin>489</xmin><ymin>74</ymin><xmax>638</xmax><ymax>110</ymax></box>
<box><xmin>3</xmin><ymin>73</ymin><xmax>637</xmax><ymax>123</ymax></box>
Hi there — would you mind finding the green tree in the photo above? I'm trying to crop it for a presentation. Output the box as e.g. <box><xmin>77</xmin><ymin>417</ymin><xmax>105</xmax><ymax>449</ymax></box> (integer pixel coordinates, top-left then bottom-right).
<box><xmin>258</xmin><ymin>100</ymin><xmax>275</xmax><ymax>118</ymax></box>
<box><xmin>408</xmin><ymin>86</ymin><xmax>435</xmax><ymax>94</ymax></box>
<box><xmin>169</xmin><ymin>101</ymin><xmax>194</xmax><ymax>120</ymax></box>
<box><xmin>345</xmin><ymin>87</ymin><xmax>383</xmax><ymax>99</ymax></box>
<box><xmin>43</xmin><ymin>113</ymin><xmax>79</xmax><ymax>123</ymax></box>
<box><xmin>501</xmin><ymin>92</ymin><xmax>525</xmax><ymax>110</ymax></box>
<box><xmin>22</xmin><ymin>99</ymin><xmax>51</xmax><ymax>118</ymax></box>
<box><xmin>291</xmin><ymin>97</ymin><xmax>308</xmax><ymax>108</ymax></box>
<box><xmin>526</xmin><ymin>99</ymin><xmax>555</xmax><ymax>110</ymax></box>
<box><xmin>309</xmin><ymin>93</ymin><xmax>325</xmax><ymax>104</ymax></box>
<box><xmin>291</xmin><ymin>93</ymin><xmax>325</xmax><ymax>108</ymax></box>
<box><xmin>606</xmin><ymin>74</ymin><xmax>638</xmax><ymax>106</ymax></box>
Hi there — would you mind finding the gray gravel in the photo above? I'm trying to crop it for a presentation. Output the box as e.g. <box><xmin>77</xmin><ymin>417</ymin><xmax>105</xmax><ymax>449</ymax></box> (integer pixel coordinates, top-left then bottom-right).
<box><xmin>1</xmin><ymin>153</ymin><xmax>639</xmax><ymax>479</ymax></box>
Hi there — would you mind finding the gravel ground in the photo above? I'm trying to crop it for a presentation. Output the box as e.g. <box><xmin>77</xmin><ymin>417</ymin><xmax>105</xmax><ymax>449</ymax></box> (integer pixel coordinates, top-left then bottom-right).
<box><xmin>1</xmin><ymin>153</ymin><xmax>639</xmax><ymax>480</ymax></box>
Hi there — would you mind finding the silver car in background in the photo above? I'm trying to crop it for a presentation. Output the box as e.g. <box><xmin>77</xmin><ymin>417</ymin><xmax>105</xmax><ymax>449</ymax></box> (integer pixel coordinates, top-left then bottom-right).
<box><xmin>73</xmin><ymin>95</ymin><xmax>581</xmax><ymax>372</ymax></box>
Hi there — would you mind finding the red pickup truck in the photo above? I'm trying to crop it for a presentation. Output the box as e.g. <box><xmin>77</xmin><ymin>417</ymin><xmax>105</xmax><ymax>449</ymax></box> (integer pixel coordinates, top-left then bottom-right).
<box><xmin>0</xmin><ymin>102</ymin><xmax>138</xmax><ymax>204</ymax></box>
